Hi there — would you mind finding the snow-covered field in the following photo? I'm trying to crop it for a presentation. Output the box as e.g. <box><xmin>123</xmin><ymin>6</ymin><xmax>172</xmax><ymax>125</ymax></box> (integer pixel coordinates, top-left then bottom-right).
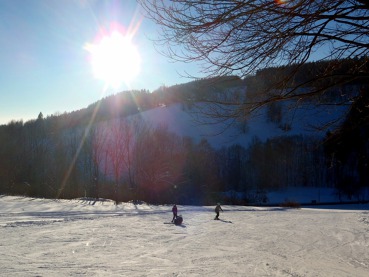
<box><xmin>1</xmin><ymin>196</ymin><xmax>368</xmax><ymax>276</ymax></box>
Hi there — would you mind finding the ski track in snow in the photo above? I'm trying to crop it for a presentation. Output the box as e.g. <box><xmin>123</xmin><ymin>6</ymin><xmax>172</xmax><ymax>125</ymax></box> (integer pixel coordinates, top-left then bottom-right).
<box><xmin>0</xmin><ymin>196</ymin><xmax>368</xmax><ymax>276</ymax></box>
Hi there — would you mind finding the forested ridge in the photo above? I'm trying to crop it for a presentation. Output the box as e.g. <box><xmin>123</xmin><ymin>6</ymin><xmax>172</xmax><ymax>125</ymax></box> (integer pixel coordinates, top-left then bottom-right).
<box><xmin>1</xmin><ymin>58</ymin><xmax>368</xmax><ymax>205</ymax></box>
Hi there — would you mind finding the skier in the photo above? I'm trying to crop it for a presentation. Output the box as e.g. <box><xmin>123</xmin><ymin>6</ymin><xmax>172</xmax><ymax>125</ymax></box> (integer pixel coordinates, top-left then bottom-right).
<box><xmin>171</xmin><ymin>204</ymin><xmax>178</xmax><ymax>223</ymax></box>
<box><xmin>214</xmin><ymin>203</ymin><xmax>223</xmax><ymax>220</ymax></box>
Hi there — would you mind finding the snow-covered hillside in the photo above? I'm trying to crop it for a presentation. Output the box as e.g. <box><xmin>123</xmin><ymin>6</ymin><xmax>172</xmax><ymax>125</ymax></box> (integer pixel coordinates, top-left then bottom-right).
<box><xmin>1</xmin><ymin>195</ymin><xmax>368</xmax><ymax>276</ymax></box>
<box><xmin>137</xmin><ymin>101</ymin><xmax>348</xmax><ymax>149</ymax></box>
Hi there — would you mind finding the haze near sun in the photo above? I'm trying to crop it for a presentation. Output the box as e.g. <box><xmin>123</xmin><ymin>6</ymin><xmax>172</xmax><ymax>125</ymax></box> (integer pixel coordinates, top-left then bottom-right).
<box><xmin>85</xmin><ymin>29</ymin><xmax>141</xmax><ymax>90</ymax></box>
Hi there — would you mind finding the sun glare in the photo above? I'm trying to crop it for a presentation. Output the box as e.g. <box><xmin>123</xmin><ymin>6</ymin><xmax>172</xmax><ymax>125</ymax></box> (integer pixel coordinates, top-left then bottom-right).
<box><xmin>85</xmin><ymin>31</ymin><xmax>141</xmax><ymax>89</ymax></box>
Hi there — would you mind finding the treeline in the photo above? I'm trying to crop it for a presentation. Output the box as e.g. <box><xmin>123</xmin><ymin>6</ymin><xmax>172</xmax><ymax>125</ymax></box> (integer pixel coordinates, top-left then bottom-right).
<box><xmin>245</xmin><ymin>57</ymin><xmax>368</xmax><ymax>95</ymax></box>
<box><xmin>1</xmin><ymin>111</ymin><xmax>337</xmax><ymax>204</ymax></box>
<box><xmin>15</xmin><ymin>78</ymin><xmax>243</xmax><ymax>131</ymax></box>
<box><xmin>4</xmin><ymin>58</ymin><xmax>364</xmax><ymax>131</ymax></box>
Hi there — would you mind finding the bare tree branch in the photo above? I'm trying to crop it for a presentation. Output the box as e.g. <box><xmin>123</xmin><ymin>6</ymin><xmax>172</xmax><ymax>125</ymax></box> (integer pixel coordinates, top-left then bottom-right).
<box><xmin>138</xmin><ymin>0</ymin><xmax>369</xmax><ymax>131</ymax></box>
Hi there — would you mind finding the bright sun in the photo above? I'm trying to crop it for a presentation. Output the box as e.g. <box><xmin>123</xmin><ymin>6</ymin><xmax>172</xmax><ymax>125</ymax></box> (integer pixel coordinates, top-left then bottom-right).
<box><xmin>85</xmin><ymin>31</ymin><xmax>141</xmax><ymax>89</ymax></box>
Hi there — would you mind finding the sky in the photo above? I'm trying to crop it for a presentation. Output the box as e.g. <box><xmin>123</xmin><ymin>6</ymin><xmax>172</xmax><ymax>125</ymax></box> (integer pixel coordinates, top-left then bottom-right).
<box><xmin>0</xmin><ymin>0</ymin><xmax>201</xmax><ymax>125</ymax></box>
<box><xmin>0</xmin><ymin>194</ymin><xmax>368</xmax><ymax>276</ymax></box>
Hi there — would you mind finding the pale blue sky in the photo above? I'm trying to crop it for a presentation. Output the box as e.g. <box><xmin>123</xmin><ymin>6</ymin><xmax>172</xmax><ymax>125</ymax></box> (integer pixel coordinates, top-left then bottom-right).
<box><xmin>0</xmin><ymin>0</ymin><xmax>201</xmax><ymax>125</ymax></box>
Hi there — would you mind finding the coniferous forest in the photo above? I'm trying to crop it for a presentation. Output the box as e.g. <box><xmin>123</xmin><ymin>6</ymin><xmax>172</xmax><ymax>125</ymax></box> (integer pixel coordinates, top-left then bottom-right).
<box><xmin>1</xmin><ymin>59</ymin><xmax>368</xmax><ymax>205</ymax></box>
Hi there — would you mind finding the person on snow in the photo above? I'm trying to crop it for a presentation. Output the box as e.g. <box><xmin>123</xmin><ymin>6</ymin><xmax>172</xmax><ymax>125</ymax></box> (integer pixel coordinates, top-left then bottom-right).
<box><xmin>214</xmin><ymin>203</ymin><xmax>223</xmax><ymax>220</ymax></box>
<box><xmin>171</xmin><ymin>204</ymin><xmax>178</xmax><ymax>222</ymax></box>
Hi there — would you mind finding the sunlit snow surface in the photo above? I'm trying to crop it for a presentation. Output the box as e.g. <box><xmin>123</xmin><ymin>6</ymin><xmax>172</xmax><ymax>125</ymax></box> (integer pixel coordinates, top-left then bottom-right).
<box><xmin>1</xmin><ymin>195</ymin><xmax>368</xmax><ymax>276</ymax></box>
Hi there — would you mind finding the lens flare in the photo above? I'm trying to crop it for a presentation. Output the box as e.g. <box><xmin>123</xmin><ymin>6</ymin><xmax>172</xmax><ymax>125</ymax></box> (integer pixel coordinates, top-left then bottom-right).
<box><xmin>275</xmin><ymin>0</ymin><xmax>288</xmax><ymax>5</ymax></box>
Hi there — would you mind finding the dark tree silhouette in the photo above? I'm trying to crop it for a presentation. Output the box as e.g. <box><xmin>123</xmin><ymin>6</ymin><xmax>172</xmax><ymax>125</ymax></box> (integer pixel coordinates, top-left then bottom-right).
<box><xmin>325</xmin><ymin>86</ymin><xmax>369</xmax><ymax>196</ymax></box>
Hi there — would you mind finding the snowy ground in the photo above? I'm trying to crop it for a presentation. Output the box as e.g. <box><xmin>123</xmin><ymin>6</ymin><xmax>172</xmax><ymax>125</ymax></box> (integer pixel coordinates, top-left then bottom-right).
<box><xmin>1</xmin><ymin>195</ymin><xmax>369</xmax><ymax>276</ymax></box>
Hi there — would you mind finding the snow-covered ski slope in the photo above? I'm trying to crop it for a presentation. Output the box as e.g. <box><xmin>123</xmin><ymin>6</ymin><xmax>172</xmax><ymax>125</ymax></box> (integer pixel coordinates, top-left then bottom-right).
<box><xmin>136</xmin><ymin>101</ymin><xmax>348</xmax><ymax>149</ymax></box>
<box><xmin>1</xmin><ymin>195</ymin><xmax>368</xmax><ymax>276</ymax></box>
